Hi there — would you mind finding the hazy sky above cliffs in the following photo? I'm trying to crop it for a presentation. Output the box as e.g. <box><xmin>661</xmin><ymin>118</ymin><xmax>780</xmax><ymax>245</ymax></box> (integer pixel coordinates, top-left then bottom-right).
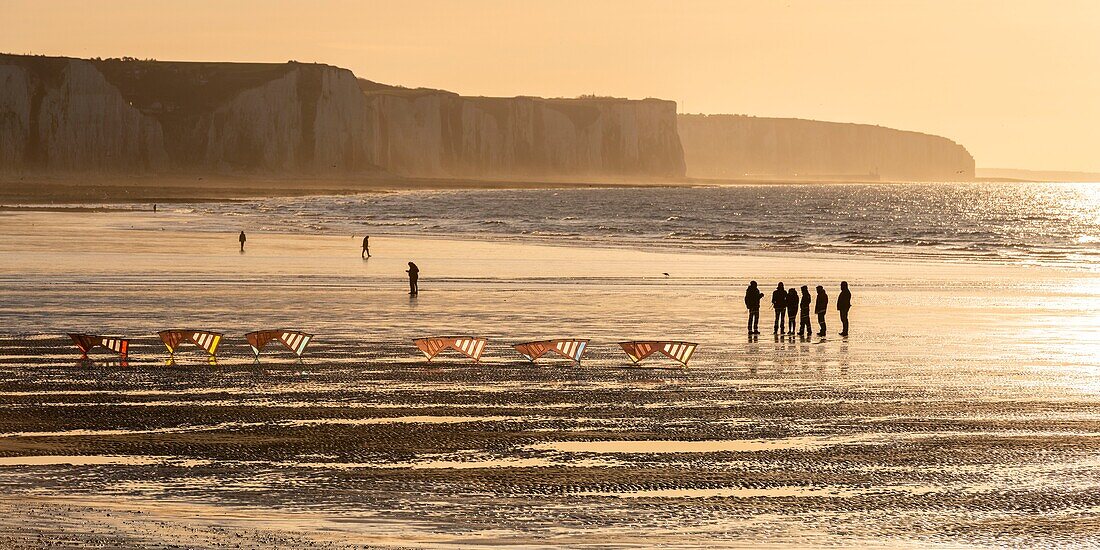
<box><xmin>4</xmin><ymin>0</ymin><xmax>1099</xmax><ymax>172</ymax></box>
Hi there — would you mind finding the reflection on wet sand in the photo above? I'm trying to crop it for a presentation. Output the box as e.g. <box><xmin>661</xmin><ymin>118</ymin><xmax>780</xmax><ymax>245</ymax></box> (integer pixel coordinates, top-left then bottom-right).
<box><xmin>1</xmin><ymin>212</ymin><xmax>1100</xmax><ymax>546</ymax></box>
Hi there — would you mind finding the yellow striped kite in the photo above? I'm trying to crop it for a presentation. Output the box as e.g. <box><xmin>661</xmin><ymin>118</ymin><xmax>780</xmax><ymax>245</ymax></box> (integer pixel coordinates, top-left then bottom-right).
<box><xmin>158</xmin><ymin>330</ymin><xmax>222</xmax><ymax>357</ymax></box>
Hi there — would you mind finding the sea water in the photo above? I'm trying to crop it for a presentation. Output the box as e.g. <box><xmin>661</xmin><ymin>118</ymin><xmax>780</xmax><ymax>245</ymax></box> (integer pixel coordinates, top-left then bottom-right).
<box><xmin>173</xmin><ymin>182</ymin><xmax>1100</xmax><ymax>269</ymax></box>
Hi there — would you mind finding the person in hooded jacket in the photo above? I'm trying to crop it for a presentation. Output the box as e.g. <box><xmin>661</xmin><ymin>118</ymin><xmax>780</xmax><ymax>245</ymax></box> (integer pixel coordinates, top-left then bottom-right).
<box><xmin>772</xmin><ymin>282</ymin><xmax>787</xmax><ymax>334</ymax></box>
<box><xmin>406</xmin><ymin>262</ymin><xmax>420</xmax><ymax>295</ymax></box>
<box><xmin>815</xmin><ymin>285</ymin><xmax>829</xmax><ymax>336</ymax></box>
<box><xmin>785</xmin><ymin>288</ymin><xmax>799</xmax><ymax>334</ymax></box>
<box><xmin>798</xmin><ymin>285</ymin><xmax>813</xmax><ymax>337</ymax></box>
<box><xmin>744</xmin><ymin>281</ymin><xmax>764</xmax><ymax>334</ymax></box>
<box><xmin>838</xmin><ymin>281</ymin><xmax>852</xmax><ymax>336</ymax></box>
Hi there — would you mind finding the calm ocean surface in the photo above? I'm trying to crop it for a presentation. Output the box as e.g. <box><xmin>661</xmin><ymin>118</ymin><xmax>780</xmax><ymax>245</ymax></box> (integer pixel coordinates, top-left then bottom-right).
<box><xmin>176</xmin><ymin>182</ymin><xmax>1100</xmax><ymax>269</ymax></box>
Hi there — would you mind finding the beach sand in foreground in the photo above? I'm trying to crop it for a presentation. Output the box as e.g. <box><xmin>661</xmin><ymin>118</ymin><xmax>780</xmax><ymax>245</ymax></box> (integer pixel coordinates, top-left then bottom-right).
<box><xmin>1</xmin><ymin>210</ymin><xmax>1100</xmax><ymax>547</ymax></box>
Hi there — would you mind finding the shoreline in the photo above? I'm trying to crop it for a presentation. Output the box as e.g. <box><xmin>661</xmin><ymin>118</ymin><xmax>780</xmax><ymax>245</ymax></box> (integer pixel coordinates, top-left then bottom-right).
<box><xmin>2</xmin><ymin>203</ymin><xmax>1088</xmax><ymax>274</ymax></box>
<box><xmin>0</xmin><ymin>174</ymin><xmax>691</xmax><ymax>204</ymax></box>
<box><xmin>0</xmin><ymin>173</ymin><xmax>1050</xmax><ymax>205</ymax></box>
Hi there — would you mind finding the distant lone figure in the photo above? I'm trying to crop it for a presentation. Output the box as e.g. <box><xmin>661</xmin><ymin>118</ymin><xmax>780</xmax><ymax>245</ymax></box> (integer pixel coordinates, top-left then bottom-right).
<box><xmin>406</xmin><ymin>262</ymin><xmax>419</xmax><ymax>295</ymax></box>
<box><xmin>815</xmin><ymin>285</ymin><xmax>829</xmax><ymax>337</ymax></box>
<box><xmin>362</xmin><ymin>235</ymin><xmax>371</xmax><ymax>258</ymax></box>
<box><xmin>744</xmin><ymin>281</ymin><xmax>764</xmax><ymax>335</ymax></box>
<box><xmin>239</xmin><ymin>231</ymin><xmax>246</xmax><ymax>252</ymax></box>
<box><xmin>772</xmin><ymin>282</ymin><xmax>787</xmax><ymax>334</ymax></box>
<box><xmin>837</xmin><ymin>281</ymin><xmax>852</xmax><ymax>336</ymax></box>
<box><xmin>798</xmin><ymin>285</ymin><xmax>812</xmax><ymax>337</ymax></box>
<box><xmin>785</xmin><ymin>288</ymin><xmax>798</xmax><ymax>334</ymax></box>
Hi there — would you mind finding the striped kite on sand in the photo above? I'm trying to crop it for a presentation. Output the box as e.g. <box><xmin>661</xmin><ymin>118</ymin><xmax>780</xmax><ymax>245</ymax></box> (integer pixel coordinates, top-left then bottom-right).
<box><xmin>513</xmin><ymin>339</ymin><xmax>589</xmax><ymax>364</ymax></box>
<box><xmin>414</xmin><ymin>337</ymin><xmax>488</xmax><ymax>363</ymax></box>
<box><xmin>245</xmin><ymin>330</ymin><xmax>313</xmax><ymax>358</ymax></box>
<box><xmin>618</xmin><ymin>341</ymin><xmax>698</xmax><ymax>367</ymax></box>
<box><xmin>158</xmin><ymin>330</ymin><xmax>223</xmax><ymax>357</ymax></box>
<box><xmin>68</xmin><ymin>333</ymin><xmax>129</xmax><ymax>359</ymax></box>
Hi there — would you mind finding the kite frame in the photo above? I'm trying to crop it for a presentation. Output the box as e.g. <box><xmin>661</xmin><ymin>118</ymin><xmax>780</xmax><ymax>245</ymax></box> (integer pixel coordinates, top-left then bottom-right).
<box><xmin>244</xmin><ymin>329</ymin><xmax>314</xmax><ymax>359</ymax></box>
<box><xmin>414</xmin><ymin>336</ymin><xmax>488</xmax><ymax>363</ymax></box>
<box><xmin>513</xmin><ymin>339</ymin><xmax>589</xmax><ymax>365</ymax></box>
<box><xmin>68</xmin><ymin>333</ymin><xmax>129</xmax><ymax>359</ymax></box>
<box><xmin>618</xmin><ymin>340</ymin><xmax>698</xmax><ymax>367</ymax></box>
<box><xmin>158</xmin><ymin>329</ymin><xmax>223</xmax><ymax>357</ymax></box>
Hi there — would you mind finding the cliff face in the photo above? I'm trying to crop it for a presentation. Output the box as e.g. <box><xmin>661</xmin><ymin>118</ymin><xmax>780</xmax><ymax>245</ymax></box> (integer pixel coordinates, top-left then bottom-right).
<box><xmin>361</xmin><ymin>88</ymin><xmax>684</xmax><ymax>178</ymax></box>
<box><xmin>0</xmin><ymin>54</ymin><xmax>685</xmax><ymax>178</ymax></box>
<box><xmin>0</xmin><ymin>57</ymin><xmax>168</xmax><ymax>172</ymax></box>
<box><xmin>678</xmin><ymin>114</ymin><xmax>975</xmax><ymax>181</ymax></box>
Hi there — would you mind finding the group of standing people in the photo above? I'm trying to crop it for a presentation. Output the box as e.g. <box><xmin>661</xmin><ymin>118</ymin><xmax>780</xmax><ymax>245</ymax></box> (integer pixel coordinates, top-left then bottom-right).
<box><xmin>745</xmin><ymin>281</ymin><xmax>852</xmax><ymax>337</ymax></box>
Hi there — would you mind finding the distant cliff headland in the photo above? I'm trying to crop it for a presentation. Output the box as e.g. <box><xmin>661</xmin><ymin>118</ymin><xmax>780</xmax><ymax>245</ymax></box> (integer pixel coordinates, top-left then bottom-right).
<box><xmin>0</xmin><ymin>54</ymin><xmax>975</xmax><ymax>188</ymax></box>
<box><xmin>0</xmin><ymin>54</ymin><xmax>684</xmax><ymax>180</ymax></box>
<box><xmin>678</xmin><ymin>114</ymin><xmax>975</xmax><ymax>181</ymax></box>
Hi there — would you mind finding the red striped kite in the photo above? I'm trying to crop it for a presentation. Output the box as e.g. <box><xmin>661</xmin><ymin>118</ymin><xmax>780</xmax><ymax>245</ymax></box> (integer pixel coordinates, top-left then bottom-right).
<box><xmin>514</xmin><ymin>339</ymin><xmax>589</xmax><ymax>364</ymax></box>
<box><xmin>158</xmin><ymin>330</ymin><xmax>222</xmax><ymax>357</ymax></box>
<box><xmin>414</xmin><ymin>337</ymin><xmax>487</xmax><ymax>363</ymax></box>
<box><xmin>619</xmin><ymin>341</ymin><xmax>698</xmax><ymax>367</ymax></box>
<box><xmin>68</xmin><ymin>333</ymin><xmax>129</xmax><ymax>359</ymax></box>
<box><xmin>245</xmin><ymin>330</ymin><xmax>313</xmax><ymax>358</ymax></box>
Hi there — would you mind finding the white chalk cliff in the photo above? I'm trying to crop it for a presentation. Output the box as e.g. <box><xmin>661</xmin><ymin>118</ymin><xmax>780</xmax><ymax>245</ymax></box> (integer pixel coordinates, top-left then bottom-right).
<box><xmin>360</xmin><ymin>88</ymin><xmax>684</xmax><ymax>177</ymax></box>
<box><xmin>0</xmin><ymin>57</ymin><xmax>168</xmax><ymax>172</ymax></box>
<box><xmin>0</xmin><ymin>54</ymin><xmax>685</xmax><ymax>178</ymax></box>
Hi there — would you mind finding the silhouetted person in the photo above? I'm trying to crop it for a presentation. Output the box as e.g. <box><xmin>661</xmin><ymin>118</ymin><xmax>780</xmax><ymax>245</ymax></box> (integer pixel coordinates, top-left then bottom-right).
<box><xmin>838</xmin><ymin>281</ymin><xmax>852</xmax><ymax>336</ymax></box>
<box><xmin>406</xmin><ymin>262</ymin><xmax>419</xmax><ymax>295</ymax></box>
<box><xmin>239</xmin><ymin>231</ymin><xmax>246</xmax><ymax>252</ymax></box>
<box><xmin>744</xmin><ymin>281</ymin><xmax>764</xmax><ymax>334</ymax></box>
<box><xmin>362</xmin><ymin>235</ymin><xmax>371</xmax><ymax>258</ymax></box>
<box><xmin>771</xmin><ymin>282</ymin><xmax>787</xmax><ymax>334</ymax></box>
<box><xmin>815</xmin><ymin>285</ymin><xmax>829</xmax><ymax>336</ymax></box>
<box><xmin>785</xmin><ymin>288</ymin><xmax>798</xmax><ymax>334</ymax></box>
<box><xmin>152</xmin><ymin>203</ymin><xmax>157</xmax><ymax>213</ymax></box>
<box><xmin>798</xmin><ymin>285</ymin><xmax>812</xmax><ymax>337</ymax></box>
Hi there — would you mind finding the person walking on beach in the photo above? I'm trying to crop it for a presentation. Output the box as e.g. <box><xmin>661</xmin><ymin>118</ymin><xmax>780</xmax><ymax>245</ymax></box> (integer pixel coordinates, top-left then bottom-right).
<box><xmin>362</xmin><ymin>235</ymin><xmax>371</xmax><ymax>258</ymax></box>
<box><xmin>406</xmin><ymin>262</ymin><xmax>419</xmax><ymax>295</ymax></box>
<box><xmin>238</xmin><ymin>230</ymin><xmax>246</xmax><ymax>252</ymax></box>
<box><xmin>745</xmin><ymin>281</ymin><xmax>764</xmax><ymax>334</ymax></box>
<box><xmin>786</xmin><ymin>288</ymin><xmax>799</xmax><ymax>334</ymax></box>
<box><xmin>772</xmin><ymin>282</ymin><xmax>787</xmax><ymax>334</ymax></box>
<box><xmin>815</xmin><ymin>285</ymin><xmax>829</xmax><ymax>336</ymax></box>
<box><xmin>838</xmin><ymin>281</ymin><xmax>852</xmax><ymax>336</ymax></box>
<box><xmin>798</xmin><ymin>285</ymin><xmax>812</xmax><ymax>337</ymax></box>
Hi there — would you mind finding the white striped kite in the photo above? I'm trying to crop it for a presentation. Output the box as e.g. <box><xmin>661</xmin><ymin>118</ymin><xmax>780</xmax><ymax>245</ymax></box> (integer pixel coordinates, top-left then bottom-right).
<box><xmin>158</xmin><ymin>330</ymin><xmax>222</xmax><ymax>357</ymax></box>
<box><xmin>68</xmin><ymin>333</ymin><xmax>129</xmax><ymax>359</ymax></box>
<box><xmin>245</xmin><ymin>330</ymin><xmax>313</xmax><ymax>358</ymax></box>
<box><xmin>513</xmin><ymin>339</ymin><xmax>589</xmax><ymax>364</ymax></box>
<box><xmin>619</xmin><ymin>341</ymin><xmax>698</xmax><ymax>367</ymax></box>
<box><xmin>414</xmin><ymin>337</ymin><xmax>487</xmax><ymax>363</ymax></box>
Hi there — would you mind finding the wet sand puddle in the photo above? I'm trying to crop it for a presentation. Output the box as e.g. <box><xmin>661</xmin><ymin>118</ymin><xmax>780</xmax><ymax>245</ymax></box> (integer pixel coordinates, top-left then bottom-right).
<box><xmin>5</xmin><ymin>347</ymin><xmax>1100</xmax><ymax>547</ymax></box>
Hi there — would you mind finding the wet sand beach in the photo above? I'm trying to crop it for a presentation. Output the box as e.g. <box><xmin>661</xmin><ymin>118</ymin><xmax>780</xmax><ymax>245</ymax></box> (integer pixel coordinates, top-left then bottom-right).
<box><xmin>2</xmin><ymin>209</ymin><xmax>1100</xmax><ymax>547</ymax></box>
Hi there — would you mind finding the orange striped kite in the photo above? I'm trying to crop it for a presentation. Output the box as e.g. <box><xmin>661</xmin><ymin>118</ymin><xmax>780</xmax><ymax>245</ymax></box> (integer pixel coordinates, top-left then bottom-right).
<box><xmin>414</xmin><ymin>337</ymin><xmax>487</xmax><ymax>363</ymax></box>
<box><xmin>158</xmin><ymin>330</ymin><xmax>222</xmax><ymax>357</ymax></box>
<box><xmin>513</xmin><ymin>339</ymin><xmax>589</xmax><ymax>364</ymax></box>
<box><xmin>245</xmin><ymin>330</ymin><xmax>313</xmax><ymax>358</ymax></box>
<box><xmin>619</xmin><ymin>341</ymin><xmax>698</xmax><ymax>367</ymax></box>
<box><xmin>68</xmin><ymin>333</ymin><xmax>129</xmax><ymax>359</ymax></box>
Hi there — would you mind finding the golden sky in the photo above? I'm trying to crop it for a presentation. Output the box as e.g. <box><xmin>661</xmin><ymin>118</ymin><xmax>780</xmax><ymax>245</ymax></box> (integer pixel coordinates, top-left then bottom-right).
<box><xmin>4</xmin><ymin>0</ymin><xmax>1099</xmax><ymax>172</ymax></box>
